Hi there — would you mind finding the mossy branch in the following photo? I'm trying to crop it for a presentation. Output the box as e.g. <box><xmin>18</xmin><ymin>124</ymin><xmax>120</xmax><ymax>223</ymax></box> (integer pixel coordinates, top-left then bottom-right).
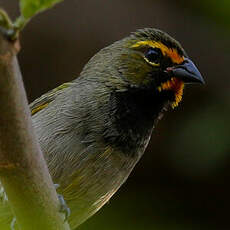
<box><xmin>0</xmin><ymin>13</ymin><xmax>70</xmax><ymax>230</ymax></box>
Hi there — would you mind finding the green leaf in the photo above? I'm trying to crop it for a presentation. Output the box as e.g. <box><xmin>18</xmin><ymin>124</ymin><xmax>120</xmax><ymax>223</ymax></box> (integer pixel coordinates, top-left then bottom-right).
<box><xmin>19</xmin><ymin>0</ymin><xmax>63</xmax><ymax>19</ymax></box>
<box><xmin>0</xmin><ymin>9</ymin><xmax>13</xmax><ymax>29</ymax></box>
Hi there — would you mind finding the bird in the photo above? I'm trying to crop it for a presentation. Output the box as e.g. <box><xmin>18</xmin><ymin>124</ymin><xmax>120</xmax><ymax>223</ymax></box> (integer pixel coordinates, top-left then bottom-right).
<box><xmin>0</xmin><ymin>28</ymin><xmax>204</xmax><ymax>229</ymax></box>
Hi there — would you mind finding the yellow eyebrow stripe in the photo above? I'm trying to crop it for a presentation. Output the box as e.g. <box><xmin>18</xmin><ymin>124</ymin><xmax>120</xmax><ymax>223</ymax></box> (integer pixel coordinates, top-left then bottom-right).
<box><xmin>132</xmin><ymin>41</ymin><xmax>184</xmax><ymax>64</ymax></box>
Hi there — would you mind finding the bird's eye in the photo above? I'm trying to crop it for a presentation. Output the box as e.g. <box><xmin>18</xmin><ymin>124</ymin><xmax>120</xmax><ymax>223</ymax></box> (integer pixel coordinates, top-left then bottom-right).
<box><xmin>145</xmin><ymin>48</ymin><xmax>162</xmax><ymax>65</ymax></box>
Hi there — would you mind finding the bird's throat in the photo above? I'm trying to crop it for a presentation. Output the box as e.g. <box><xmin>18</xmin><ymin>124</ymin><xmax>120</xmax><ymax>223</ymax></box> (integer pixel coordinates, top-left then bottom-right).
<box><xmin>157</xmin><ymin>77</ymin><xmax>184</xmax><ymax>108</ymax></box>
<box><xmin>103</xmin><ymin>89</ymin><xmax>168</xmax><ymax>156</ymax></box>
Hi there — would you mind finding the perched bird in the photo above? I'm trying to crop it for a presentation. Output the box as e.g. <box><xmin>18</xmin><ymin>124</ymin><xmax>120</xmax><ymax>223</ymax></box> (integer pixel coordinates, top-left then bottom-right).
<box><xmin>0</xmin><ymin>28</ymin><xmax>204</xmax><ymax>229</ymax></box>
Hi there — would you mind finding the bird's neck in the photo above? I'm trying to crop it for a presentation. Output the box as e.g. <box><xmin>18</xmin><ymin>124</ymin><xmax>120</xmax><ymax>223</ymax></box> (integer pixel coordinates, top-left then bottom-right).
<box><xmin>103</xmin><ymin>88</ymin><xmax>167</xmax><ymax>157</ymax></box>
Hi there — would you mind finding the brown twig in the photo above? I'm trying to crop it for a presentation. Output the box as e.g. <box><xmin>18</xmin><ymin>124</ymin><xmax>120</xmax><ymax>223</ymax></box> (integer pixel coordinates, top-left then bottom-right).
<box><xmin>0</xmin><ymin>27</ymin><xmax>70</xmax><ymax>230</ymax></box>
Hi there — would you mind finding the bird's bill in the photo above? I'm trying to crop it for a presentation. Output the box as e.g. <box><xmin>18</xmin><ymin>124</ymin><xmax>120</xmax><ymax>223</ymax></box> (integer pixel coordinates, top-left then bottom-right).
<box><xmin>166</xmin><ymin>57</ymin><xmax>205</xmax><ymax>84</ymax></box>
<box><xmin>157</xmin><ymin>58</ymin><xmax>204</xmax><ymax>108</ymax></box>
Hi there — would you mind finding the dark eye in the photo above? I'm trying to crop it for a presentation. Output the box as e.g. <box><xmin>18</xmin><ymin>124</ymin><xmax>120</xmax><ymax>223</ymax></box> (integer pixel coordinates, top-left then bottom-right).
<box><xmin>145</xmin><ymin>48</ymin><xmax>162</xmax><ymax>64</ymax></box>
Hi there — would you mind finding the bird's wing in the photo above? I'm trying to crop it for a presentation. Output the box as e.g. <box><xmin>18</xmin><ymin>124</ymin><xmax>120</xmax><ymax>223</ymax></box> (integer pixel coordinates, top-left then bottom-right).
<box><xmin>30</xmin><ymin>82</ymin><xmax>72</xmax><ymax>115</ymax></box>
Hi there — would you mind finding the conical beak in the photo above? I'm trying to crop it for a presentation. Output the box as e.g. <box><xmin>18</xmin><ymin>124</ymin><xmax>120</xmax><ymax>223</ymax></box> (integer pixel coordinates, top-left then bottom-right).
<box><xmin>167</xmin><ymin>58</ymin><xmax>205</xmax><ymax>84</ymax></box>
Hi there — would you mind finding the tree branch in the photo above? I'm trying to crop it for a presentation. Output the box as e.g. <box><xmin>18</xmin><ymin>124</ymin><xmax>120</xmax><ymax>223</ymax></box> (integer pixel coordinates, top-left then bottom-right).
<box><xmin>0</xmin><ymin>28</ymin><xmax>70</xmax><ymax>229</ymax></box>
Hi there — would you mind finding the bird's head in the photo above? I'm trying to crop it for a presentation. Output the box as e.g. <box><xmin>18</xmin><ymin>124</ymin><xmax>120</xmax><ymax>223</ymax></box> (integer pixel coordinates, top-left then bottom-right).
<box><xmin>81</xmin><ymin>28</ymin><xmax>204</xmax><ymax>109</ymax></box>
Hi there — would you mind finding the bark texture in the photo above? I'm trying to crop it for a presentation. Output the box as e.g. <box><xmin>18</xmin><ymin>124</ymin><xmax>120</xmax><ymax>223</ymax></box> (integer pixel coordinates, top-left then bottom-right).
<box><xmin>0</xmin><ymin>28</ymin><xmax>70</xmax><ymax>230</ymax></box>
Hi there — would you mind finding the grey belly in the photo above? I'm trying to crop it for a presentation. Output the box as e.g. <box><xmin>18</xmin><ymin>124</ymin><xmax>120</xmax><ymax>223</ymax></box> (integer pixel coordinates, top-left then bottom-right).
<box><xmin>41</xmin><ymin>142</ymin><xmax>139</xmax><ymax>229</ymax></box>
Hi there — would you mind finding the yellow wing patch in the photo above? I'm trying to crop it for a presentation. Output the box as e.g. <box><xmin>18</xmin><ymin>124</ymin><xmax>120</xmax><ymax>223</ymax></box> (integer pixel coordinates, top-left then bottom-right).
<box><xmin>31</xmin><ymin>103</ymin><xmax>49</xmax><ymax>115</ymax></box>
<box><xmin>30</xmin><ymin>82</ymin><xmax>71</xmax><ymax>116</ymax></box>
<box><xmin>52</xmin><ymin>82</ymin><xmax>70</xmax><ymax>93</ymax></box>
<box><xmin>132</xmin><ymin>41</ymin><xmax>184</xmax><ymax>64</ymax></box>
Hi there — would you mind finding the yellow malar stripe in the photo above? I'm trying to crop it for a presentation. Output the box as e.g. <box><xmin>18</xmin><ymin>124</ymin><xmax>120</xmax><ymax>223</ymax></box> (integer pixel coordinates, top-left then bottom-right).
<box><xmin>132</xmin><ymin>41</ymin><xmax>184</xmax><ymax>64</ymax></box>
<box><xmin>157</xmin><ymin>77</ymin><xmax>184</xmax><ymax>108</ymax></box>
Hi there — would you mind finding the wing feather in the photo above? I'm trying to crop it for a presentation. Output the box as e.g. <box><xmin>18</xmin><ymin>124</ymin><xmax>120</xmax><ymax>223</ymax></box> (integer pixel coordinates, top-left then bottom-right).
<box><xmin>30</xmin><ymin>82</ymin><xmax>72</xmax><ymax>115</ymax></box>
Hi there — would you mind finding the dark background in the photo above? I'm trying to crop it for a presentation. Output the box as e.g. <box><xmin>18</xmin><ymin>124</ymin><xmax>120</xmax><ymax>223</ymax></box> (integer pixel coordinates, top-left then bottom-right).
<box><xmin>1</xmin><ymin>0</ymin><xmax>230</xmax><ymax>229</ymax></box>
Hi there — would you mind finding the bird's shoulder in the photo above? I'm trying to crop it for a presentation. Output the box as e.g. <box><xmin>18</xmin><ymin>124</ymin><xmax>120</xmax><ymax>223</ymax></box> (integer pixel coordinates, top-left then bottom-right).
<box><xmin>30</xmin><ymin>82</ymin><xmax>73</xmax><ymax>116</ymax></box>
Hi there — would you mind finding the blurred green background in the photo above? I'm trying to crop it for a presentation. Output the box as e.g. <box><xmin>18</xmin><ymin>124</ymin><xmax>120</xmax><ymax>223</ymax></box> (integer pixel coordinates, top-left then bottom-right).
<box><xmin>1</xmin><ymin>0</ymin><xmax>230</xmax><ymax>229</ymax></box>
